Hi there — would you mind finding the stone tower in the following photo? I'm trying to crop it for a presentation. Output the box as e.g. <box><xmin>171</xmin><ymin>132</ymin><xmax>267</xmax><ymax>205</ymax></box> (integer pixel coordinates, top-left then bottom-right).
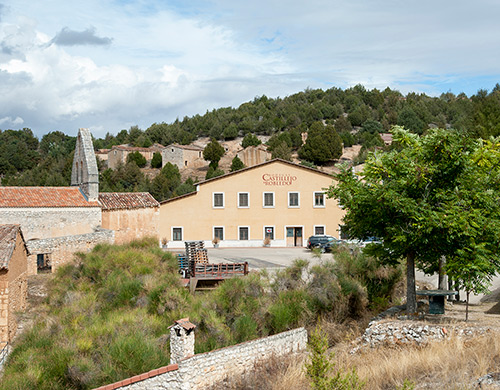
<box><xmin>169</xmin><ymin>318</ymin><xmax>196</xmax><ymax>364</ymax></box>
<box><xmin>71</xmin><ymin>128</ymin><xmax>99</xmax><ymax>201</ymax></box>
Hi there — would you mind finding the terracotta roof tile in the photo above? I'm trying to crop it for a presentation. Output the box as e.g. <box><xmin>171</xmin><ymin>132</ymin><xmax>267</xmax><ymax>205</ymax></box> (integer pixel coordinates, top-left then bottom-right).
<box><xmin>98</xmin><ymin>192</ymin><xmax>159</xmax><ymax>210</ymax></box>
<box><xmin>0</xmin><ymin>225</ymin><xmax>24</xmax><ymax>269</ymax></box>
<box><xmin>0</xmin><ymin>187</ymin><xmax>99</xmax><ymax>208</ymax></box>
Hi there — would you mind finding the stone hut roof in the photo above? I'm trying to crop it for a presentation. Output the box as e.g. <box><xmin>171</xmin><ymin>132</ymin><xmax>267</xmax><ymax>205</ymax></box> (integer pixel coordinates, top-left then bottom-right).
<box><xmin>169</xmin><ymin>317</ymin><xmax>196</xmax><ymax>331</ymax></box>
<box><xmin>98</xmin><ymin>192</ymin><xmax>159</xmax><ymax>210</ymax></box>
<box><xmin>167</xmin><ymin>144</ymin><xmax>204</xmax><ymax>152</ymax></box>
<box><xmin>0</xmin><ymin>187</ymin><xmax>99</xmax><ymax>208</ymax></box>
<box><xmin>0</xmin><ymin>225</ymin><xmax>26</xmax><ymax>270</ymax></box>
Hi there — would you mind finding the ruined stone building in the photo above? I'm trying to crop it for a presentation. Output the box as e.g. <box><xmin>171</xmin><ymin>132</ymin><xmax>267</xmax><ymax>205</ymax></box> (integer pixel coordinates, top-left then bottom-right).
<box><xmin>161</xmin><ymin>144</ymin><xmax>204</xmax><ymax>170</ymax></box>
<box><xmin>236</xmin><ymin>145</ymin><xmax>271</xmax><ymax>167</ymax></box>
<box><xmin>107</xmin><ymin>144</ymin><xmax>165</xmax><ymax>170</ymax></box>
<box><xmin>0</xmin><ymin>128</ymin><xmax>160</xmax><ymax>275</ymax></box>
<box><xmin>0</xmin><ymin>225</ymin><xmax>28</xmax><ymax>342</ymax></box>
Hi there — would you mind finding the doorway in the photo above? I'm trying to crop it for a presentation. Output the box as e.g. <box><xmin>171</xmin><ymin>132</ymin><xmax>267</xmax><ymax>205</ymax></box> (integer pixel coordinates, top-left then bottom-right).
<box><xmin>286</xmin><ymin>227</ymin><xmax>303</xmax><ymax>247</ymax></box>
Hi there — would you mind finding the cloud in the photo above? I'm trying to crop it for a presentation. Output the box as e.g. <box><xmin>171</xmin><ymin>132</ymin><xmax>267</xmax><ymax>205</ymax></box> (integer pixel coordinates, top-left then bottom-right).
<box><xmin>50</xmin><ymin>27</ymin><xmax>112</xmax><ymax>46</ymax></box>
<box><xmin>0</xmin><ymin>115</ymin><xmax>24</xmax><ymax>125</ymax></box>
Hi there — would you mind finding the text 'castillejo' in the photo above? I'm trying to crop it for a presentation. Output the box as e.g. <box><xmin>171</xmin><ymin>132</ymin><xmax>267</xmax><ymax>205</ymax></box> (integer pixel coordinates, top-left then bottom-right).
<box><xmin>262</xmin><ymin>173</ymin><xmax>297</xmax><ymax>186</ymax></box>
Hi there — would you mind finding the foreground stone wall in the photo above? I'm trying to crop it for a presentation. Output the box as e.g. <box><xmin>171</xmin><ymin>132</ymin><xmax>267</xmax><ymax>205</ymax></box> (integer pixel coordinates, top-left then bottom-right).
<box><xmin>98</xmin><ymin>327</ymin><xmax>307</xmax><ymax>390</ymax></box>
<box><xmin>26</xmin><ymin>229</ymin><xmax>114</xmax><ymax>275</ymax></box>
<box><xmin>0</xmin><ymin>207</ymin><xmax>101</xmax><ymax>241</ymax></box>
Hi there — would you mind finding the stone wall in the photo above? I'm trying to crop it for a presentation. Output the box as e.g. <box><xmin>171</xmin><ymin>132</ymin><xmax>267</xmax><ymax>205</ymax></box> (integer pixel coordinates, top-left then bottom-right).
<box><xmin>97</xmin><ymin>327</ymin><xmax>307</xmax><ymax>390</ymax></box>
<box><xmin>26</xmin><ymin>229</ymin><xmax>114</xmax><ymax>275</ymax></box>
<box><xmin>101</xmin><ymin>208</ymin><xmax>159</xmax><ymax>245</ymax></box>
<box><xmin>0</xmin><ymin>207</ymin><xmax>101</xmax><ymax>241</ymax></box>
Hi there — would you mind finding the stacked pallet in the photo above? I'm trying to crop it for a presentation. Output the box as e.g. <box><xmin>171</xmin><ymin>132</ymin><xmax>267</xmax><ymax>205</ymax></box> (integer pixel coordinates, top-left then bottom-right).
<box><xmin>183</xmin><ymin>241</ymin><xmax>209</xmax><ymax>277</ymax></box>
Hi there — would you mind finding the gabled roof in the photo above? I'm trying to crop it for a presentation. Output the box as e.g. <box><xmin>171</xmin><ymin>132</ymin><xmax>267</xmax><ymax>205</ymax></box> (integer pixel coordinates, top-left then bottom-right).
<box><xmin>160</xmin><ymin>158</ymin><xmax>334</xmax><ymax>205</ymax></box>
<box><xmin>0</xmin><ymin>187</ymin><xmax>99</xmax><ymax>208</ymax></box>
<box><xmin>166</xmin><ymin>143</ymin><xmax>204</xmax><ymax>152</ymax></box>
<box><xmin>98</xmin><ymin>192</ymin><xmax>160</xmax><ymax>210</ymax></box>
<box><xmin>0</xmin><ymin>225</ymin><xmax>27</xmax><ymax>270</ymax></box>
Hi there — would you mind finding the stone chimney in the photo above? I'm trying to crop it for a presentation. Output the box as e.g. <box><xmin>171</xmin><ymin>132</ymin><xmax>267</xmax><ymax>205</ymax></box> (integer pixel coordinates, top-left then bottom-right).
<box><xmin>169</xmin><ymin>318</ymin><xmax>196</xmax><ymax>364</ymax></box>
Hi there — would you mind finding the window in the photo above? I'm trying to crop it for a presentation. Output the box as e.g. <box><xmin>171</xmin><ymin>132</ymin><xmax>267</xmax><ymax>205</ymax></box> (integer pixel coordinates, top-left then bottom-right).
<box><xmin>213</xmin><ymin>192</ymin><xmax>224</xmax><ymax>208</ymax></box>
<box><xmin>184</xmin><ymin>161</ymin><xmax>188</xmax><ymax>166</ymax></box>
<box><xmin>264</xmin><ymin>226</ymin><xmax>274</xmax><ymax>240</ymax></box>
<box><xmin>288</xmin><ymin>192</ymin><xmax>300</xmax><ymax>208</ymax></box>
<box><xmin>214</xmin><ymin>227</ymin><xmax>224</xmax><ymax>240</ymax></box>
<box><xmin>239</xmin><ymin>227</ymin><xmax>249</xmax><ymax>240</ymax></box>
<box><xmin>172</xmin><ymin>227</ymin><xmax>183</xmax><ymax>241</ymax></box>
<box><xmin>314</xmin><ymin>226</ymin><xmax>325</xmax><ymax>235</ymax></box>
<box><xmin>314</xmin><ymin>192</ymin><xmax>325</xmax><ymax>208</ymax></box>
<box><xmin>238</xmin><ymin>192</ymin><xmax>249</xmax><ymax>208</ymax></box>
<box><xmin>37</xmin><ymin>253</ymin><xmax>51</xmax><ymax>273</ymax></box>
<box><xmin>263</xmin><ymin>192</ymin><xmax>274</xmax><ymax>208</ymax></box>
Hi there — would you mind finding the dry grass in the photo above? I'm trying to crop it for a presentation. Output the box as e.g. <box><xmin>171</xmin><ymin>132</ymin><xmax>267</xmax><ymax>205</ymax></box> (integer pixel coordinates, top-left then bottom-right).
<box><xmin>333</xmin><ymin>331</ymin><xmax>500</xmax><ymax>389</ymax></box>
<box><xmin>224</xmin><ymin>330</ymin><xmax>500</xmax><ymax>390</ymax></box>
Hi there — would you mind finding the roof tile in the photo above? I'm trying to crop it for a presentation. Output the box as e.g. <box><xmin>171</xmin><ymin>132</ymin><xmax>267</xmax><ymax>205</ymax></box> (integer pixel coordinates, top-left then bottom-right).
<box><xmin>0</xmin><ymin>187</ymin><xmax>98</xmax><ymax>208</ymax></box>
<box><xmin>98</xmin><ymin>192</ymin><xmax>159</xmax><ymax>210</ymax></box>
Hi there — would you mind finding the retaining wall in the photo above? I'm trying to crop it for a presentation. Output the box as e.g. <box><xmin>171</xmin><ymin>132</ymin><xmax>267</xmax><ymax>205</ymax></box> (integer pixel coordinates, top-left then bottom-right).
<box><xmin>96</xmin><ymin>327</ymin><xmax>307</xmax><ymax>390</ymax></box>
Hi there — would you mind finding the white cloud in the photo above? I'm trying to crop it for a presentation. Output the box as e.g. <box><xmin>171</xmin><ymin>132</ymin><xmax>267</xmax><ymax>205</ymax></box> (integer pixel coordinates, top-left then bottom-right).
<box><xmin>0</xmin><ymin>116</ymin><xmax>24</xmax><ymax>125</ymax></box>
<box><xmin>0</xmin><ymin>0</ymin><xmax>499</xmax><ymax>137</ymax></box>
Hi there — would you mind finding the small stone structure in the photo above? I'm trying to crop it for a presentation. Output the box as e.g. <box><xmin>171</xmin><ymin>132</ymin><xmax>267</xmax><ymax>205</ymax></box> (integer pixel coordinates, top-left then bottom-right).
<box><xmin>169</xmin><ymin>318</ymin><xmax>196</xmax><ymax>364</ymax></box>
<box><xmin>236</xmin><ymin>145</ymin><xmax>271</xmax><ymax>167</ymax></box>
<box><xmin>94</xmin><ymin>323</ymin><xmax>307</xmax><ymax>390</ymax></box>
<box><xmin>162</xmin><ymin>144</ymin><xmax>204</xmax><ymax>170</ymax></box>
<box><xmin>0</xmin><ymin>225</ymin><xmax>28</xmax><ymax>342</ymax></box>
<box><xmin>107</xmin><ymin>144</ymin><xmax>165</xmax><ymax>170</ymax></box>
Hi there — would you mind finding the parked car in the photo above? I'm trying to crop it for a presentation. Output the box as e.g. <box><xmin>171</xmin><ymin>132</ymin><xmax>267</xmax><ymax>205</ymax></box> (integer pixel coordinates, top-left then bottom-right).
<box><xmin>319</xmin><ymin>238</ymin><xmax>344</xmax><ymax>253</ymax></box>
<box><xmin>307</xmin><ymin>235</ymin><xmax>335</xmax><ymax>249</ymax></box>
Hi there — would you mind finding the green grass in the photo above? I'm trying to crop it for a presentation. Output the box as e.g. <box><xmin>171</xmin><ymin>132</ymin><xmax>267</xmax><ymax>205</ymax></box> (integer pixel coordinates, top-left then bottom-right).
<box><xmin>0</xmin><ymin>239</ymin><xmax>402</xmax><ymax>389</ymax></box>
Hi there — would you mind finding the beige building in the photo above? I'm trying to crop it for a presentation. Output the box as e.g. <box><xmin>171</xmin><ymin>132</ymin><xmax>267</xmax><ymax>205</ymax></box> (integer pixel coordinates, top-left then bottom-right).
<box><xmin>162</xmin><ymin>144</ymin><xmax>204</xmax><ymax>170</ymax></box>
<box><xmin>99</xmin><ymin>192</ymin><xmax>160</xmax><ymax>245</ymax></box>
<box><xmin>236</xmin><ymin>145</ymin><xmax>271</xmax><ymax>167</ymax></box>
<box><xmin>0</xmin><ymin>225</ymin><xmax>28</xmax><ymax>342</ymax></box>
<box><xmin>159</xmin><ymin>159</ymin><xmax>344</xmax><ymax>248</ymax></box>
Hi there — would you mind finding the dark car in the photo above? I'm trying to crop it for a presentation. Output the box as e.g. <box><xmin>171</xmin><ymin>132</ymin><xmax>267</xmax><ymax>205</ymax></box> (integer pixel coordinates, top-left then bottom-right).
<box><xmin>306</xmin><ymin>235</ymin><xmax>335</xmax><ymax>249</ymax></box>
<box><xmin>319</xmin><ymin>238</ymin><xmax>344</xmax><ymax>253</ymax></box>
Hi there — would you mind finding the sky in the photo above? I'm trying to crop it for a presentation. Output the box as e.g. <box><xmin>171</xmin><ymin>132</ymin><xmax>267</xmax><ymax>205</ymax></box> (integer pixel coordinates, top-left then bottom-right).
<box><xmin>1</xmin><ymin>0</ymin><xmax>500</xmax><ymax>138</ymax></box>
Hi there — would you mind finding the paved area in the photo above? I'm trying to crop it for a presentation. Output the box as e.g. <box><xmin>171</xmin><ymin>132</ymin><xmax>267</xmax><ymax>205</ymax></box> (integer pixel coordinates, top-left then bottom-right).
<box><xmin>168</xmin><ymin>247</ymin><xmax>500</xmax><ymax>305</ymax></box>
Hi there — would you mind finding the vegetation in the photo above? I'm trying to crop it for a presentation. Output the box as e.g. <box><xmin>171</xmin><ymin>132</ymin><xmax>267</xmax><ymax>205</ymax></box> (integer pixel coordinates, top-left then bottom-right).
<box><xmin>151</xmin><ymin>152</ymin><xmax>162</xmax><ymax>168</ymax></box>
<box><xmin>298</xmin><ymin>122</ymin><xmax>343</xmax><ymax>164</ymax></box>
<box><xmin>329</xmin><ymin>127</ymin><xmax>500</xmax><ymax>314</ymax></box>
<box><xmin>203</xmin><ymin>138</ymin><xmax>225</xmax><ymax>169</ymax></box>
<box><xmin>126</xmin><ymin>151</ymin><xmax>147</xmax><ymax>168</ymax></box>
<box><xmin>230</xmin><ymin>155</ymin><xmax>245</xmax><ymax>172</ymax></box>
<box><xmin>241</xmin><ymin>133</ymin><xmax>261</xmax><ymax>148</ymax></box>
<box><xmin>1</xmin><ymin>241</ymin><xmax>401</xmax><ymax>389</ymax></box>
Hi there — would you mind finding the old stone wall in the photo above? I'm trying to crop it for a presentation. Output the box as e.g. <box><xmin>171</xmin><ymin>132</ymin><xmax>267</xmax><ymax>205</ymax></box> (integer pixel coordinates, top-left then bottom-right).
<box><xmin>112</xmin><ymin>327</ymin><xmax>307</xmax><ymax>390</ymax></box>
<box><xmin>7</xmin><ymin>273</ymin><xmax>27</xmax><ymax>342</ymax></box>
<box><xmin>101</xmin><ymin>208</ymin><xmax>159</xmax><ymax>245</ymax></box>
<box><xmin>26</xmin><ymin>229</ymin><xmax>114</xmax><ymax>275</ymax></box>
<box><xmin>0</xmin><ymin>207</ymin><xmax>101</xmax><ymax>241</ymax></box>
<box><xmin>162</xmin><ymin>146</ymin><xmax>185</xmax><ymax>170</ymax></box>
<box><xmin>0</xmin><ymin>274</ymin><xmax>9</xmax><ymax>342</ymax></box>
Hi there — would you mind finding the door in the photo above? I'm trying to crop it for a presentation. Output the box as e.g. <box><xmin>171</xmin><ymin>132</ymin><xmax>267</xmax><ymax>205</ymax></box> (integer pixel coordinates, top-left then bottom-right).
<box><xmin>286</xmin><ymin>227</ymin><xmax>303</xmax><ymax>247</ymax></box>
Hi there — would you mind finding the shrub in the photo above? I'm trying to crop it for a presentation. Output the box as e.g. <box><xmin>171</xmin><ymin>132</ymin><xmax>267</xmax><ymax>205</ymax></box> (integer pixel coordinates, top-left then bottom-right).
<box><xmin>126</xmin><ymin>151</ymin><xmax>147</xmax><ymax>168</ymax></box>
<box><xmin>151</xmin><ymin>152</ymin><xmax>162</xmax><ymax>168</ymax></box>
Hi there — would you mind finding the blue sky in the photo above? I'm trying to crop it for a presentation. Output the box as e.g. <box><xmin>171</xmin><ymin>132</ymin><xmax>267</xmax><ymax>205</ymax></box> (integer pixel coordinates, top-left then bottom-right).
<box><xmin>1</xmin><ymin>0</ymin><xmax>499</xmax><ymax>138</ymax></box>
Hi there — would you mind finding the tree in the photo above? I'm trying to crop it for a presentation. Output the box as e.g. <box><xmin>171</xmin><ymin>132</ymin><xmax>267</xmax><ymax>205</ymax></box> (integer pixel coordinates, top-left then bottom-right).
<box><xmin>205</xmin><ymin>166</ymin><xmax>224</xmax><ymax>179</ymax></box>
<box><xmin>271</xmin><ymin>141</ymin><xmax>292</xmax><ymax>161</ymax></box>
<box><xmin>298</xmin><ymin>122</ymin><xmax>343</xmax><ymax>165</ymax></box>
<box><xmin>328</xmin><ymin>127</ymin><xmax>500</xmax><ymax>314</ymax></box>
<box><xmin>230</xmin><ymin>156</ymin><xmax>245</xmax><ymax>172</ymax></box>
<box><xmin>126</xmin><ymin>151</ymin><xmax>147</xmax><ymax>168</ymax></box>
<box><xmin>203</xmin><ymin>138</ymin><xmax>225</xmax><ymax>169</ymax></box>
<box><xmin>151</xmin><ymin>152</ymin><xmax>162</xmax><ymax>169</ymax></box>
<box><xmin>241</xmin><ymin>133</ymin><xmax>261</xmax><ymax>148</ymax></box>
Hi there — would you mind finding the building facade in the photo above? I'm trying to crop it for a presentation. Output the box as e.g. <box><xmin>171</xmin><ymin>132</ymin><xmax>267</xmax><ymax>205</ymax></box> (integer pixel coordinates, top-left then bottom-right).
<box><xmin>159</xmin><ymin>159</ymin><xmax>344</xmax><ymax>248</ymax></box>
<box><xmin>107</xmin><ymin>144</ymin><xmax>164</xmax><ymax>170</ymax></box>
<box><xmin>162</xmin><ymin>144</ymin><xmax>204</xmax><ymax>170</ymax></box>
<box><xmin>236</xmin><ymin>145</ymin><xmax>271</xmax><ymax>167</ymax></box>
<box><xmin>99</xmin><ymin>192</ymin><xmax>160</xmax><ymax>245</ymax></box>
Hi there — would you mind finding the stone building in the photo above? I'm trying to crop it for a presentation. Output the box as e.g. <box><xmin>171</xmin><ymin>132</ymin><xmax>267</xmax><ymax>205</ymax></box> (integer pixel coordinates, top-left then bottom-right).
<box><xmin>161</xmin><ymin>144</ymin><xmax>204</xmax><ymax>170</ymax></box>
<box><xmin>236</xmin><ymin>145</ymin><xmax>271</xmax><ymax>167</ymax></box>
<box><xmin>107</xmin><ymin>144</ymin><xmax>164</xmax><ymax>170</ymax></box>
<box><xmin>0</xmin><ymin>225</ymin><xmax>28</xmax><ymax>342</ymax></box>
<box><xmin>99</xmin><ymin>192</ymin><xmax>160</xmax><ymax>245</ymax></box>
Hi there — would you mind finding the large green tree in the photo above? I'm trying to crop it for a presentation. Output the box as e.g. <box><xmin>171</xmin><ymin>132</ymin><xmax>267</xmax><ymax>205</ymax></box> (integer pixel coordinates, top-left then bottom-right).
<box><xmin>328</xmin><ymin>127</ymin><xmax>500</xmax><ymax>314</ymax></box>
<box><xmin>298</xmin><ymin>122</ymin><xmax>342</xmax><ymax>165</ymax></box>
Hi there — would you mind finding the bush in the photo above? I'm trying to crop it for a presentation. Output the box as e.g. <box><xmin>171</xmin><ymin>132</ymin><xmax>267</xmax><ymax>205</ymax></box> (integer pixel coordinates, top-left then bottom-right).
<box><xmin>126</xmin><ymin>151</ymin><xmax>147</xmax><ymax>168</ymax></box>
<box><xmin>151</xmin><ymin>152</ymin><xmax>162</xmax><ymax>168</ymax></box>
